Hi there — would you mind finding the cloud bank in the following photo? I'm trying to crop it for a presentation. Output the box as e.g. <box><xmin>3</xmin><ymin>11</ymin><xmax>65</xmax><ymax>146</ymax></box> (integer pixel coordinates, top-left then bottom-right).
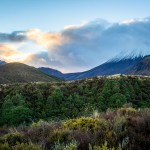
<box><xmin>0</xmin><ymin>44</ymin><xmax>24</xmax><ymax>62</ymax></box>
<box><xmin>0</xmin><ymin>31</ymin><xmax>26</xmax><ymax>43</ymax></box>
<box><xmin>0</xmin><ymin>18</ymin><xmax>150</xmax><ymax>72</ymax></box>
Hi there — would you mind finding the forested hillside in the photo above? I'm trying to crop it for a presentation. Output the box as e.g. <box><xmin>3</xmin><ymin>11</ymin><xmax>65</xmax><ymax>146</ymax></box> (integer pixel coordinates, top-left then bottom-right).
<box><xmin>0</xmin><ymin>75</ymin><xmax>150</xmax><ymax>149</ymax></box>
<box><xmin>0</xmin><ymin>75</ymin><xmax>150</xmax><ymax>126</ymax></box>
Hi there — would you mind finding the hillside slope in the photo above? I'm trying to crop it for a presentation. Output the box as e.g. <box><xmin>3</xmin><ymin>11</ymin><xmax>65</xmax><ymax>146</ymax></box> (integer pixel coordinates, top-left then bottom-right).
<box><xmin>38</xmin><ymin>67</ymin><xmax>64</xmax><ymax>79</ymax></box>
<box><xmin>39</xmin><ymin>56</ymin><xmax>144</xmax><ymax>80</ymax></box>
<box><xmin>0</xmin><ymin>75</ymin><xmax>149</xmax><ymax>149</ymax></box>
<box><xmin>0</xmin><ymin>74</ymin><xmax>149</xmax><ymax>125</ymax></box>
<box><xmin>0</xmin><ymin>62</ymin><xmax>62</xmax><ymax>84</ymax></box>
<box><xmin>0</xmin><ymin>60</ymin><xmax>6</xmax><ymax>65</ymax></box>
<box><xmin>129</xmin><ymin>55</ymin><xmax>150</xmax><ymax>75</ymax></box>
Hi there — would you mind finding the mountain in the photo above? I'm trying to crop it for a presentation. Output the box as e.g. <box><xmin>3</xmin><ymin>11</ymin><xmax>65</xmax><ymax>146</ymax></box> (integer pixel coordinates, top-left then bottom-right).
<box><xmin>64</xmin><ymin>56</ymin><xmax>143</xmax><ymax>80</ymax></box>
<box><xmin>0</xmin><ymin>62</ymin><xmax>62</xmax><ymax>84</ymax></box>
<box><xmin>0</xmin><ymin>60</ymin><xmax>6</xmax><ymax>65</ymax></box>
<box><xmin>129</xmin><ymin>55</ymin><xmax>150</xmax><ymax>75</ymax></box>
<box><xmin>38</xmin><ymin>67</ymin><xmax>64</xmax><ymax>79</ymax></box>
<box><xmin>39</xmin><ymin>55</ymin><xmax>145</xmax><ymax>80</ymax></box>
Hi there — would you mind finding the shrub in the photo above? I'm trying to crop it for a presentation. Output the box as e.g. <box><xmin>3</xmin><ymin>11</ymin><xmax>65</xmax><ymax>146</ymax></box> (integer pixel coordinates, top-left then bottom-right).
<box><xmin>0</xmin><ymin>136</ymin><xmax>5</xmax><ymax>144</ymax></box>
<box><xmin>50</xmin><ymin>128</ymin><xmax>72</xmax><ymax>143</ymax></box>
<box><xmin>89</xmin><ymin>142</ymin><xmax>115</xmax><ymax>150</ymax></box>
<box><xmin>0</xmin><ymin>127</ymin><xmax>9</xmax><ymax>137</ymax></box>
<box><xmin>63</xmin><ymin>140</ymin><xmax>78</xmax><ymax>150</ymax></box>
<box><xmin>3</xmin><ymin>132</ymin><xmax>26</xmax><ymax>147</ymax></box>
<box><xmin>112</xmin><ymin>116</ymin><xmax>127</xmax><ymax>147</ymax></box>
<box><xmin>24</xmin><ymin>121</ymin><xmax>59</xmax><ymax>148</ymax></box>
<box><xmin>113</xmin><ymin>116</ymin><xmax>126</xmax><ymax>134</ymax></box>
<box><xmin>73</xmin><ymin>130</ymin><xmax>92</xmax><ymax>149</ymax></box>
<box><xmin>0</xmin><ymin>142</ymin><xmax>10</xmax><ymax>150</ymax></box>
<box><xmin>127</xmin><ymin>112</ymin><xmax>150</xmax><ymax>150</ymax></box>
<box><xmin>64</xmin><ymin>117</ymin><xmax>101</xmax><ymax>132</ymax></box>
<box><xmin>118</xmin><ymin>107</ymin><xmax>137</xmax><ymax>115</ymax></box>
<box><xmin>53</xmin><ymin>140</ymin><xmax>77</xmax><ymax>150</ymax></box>
<box><xmin>12</xmin><ymin>142</ymin><xmax>41</xmax><ymax>150</ymax></box>
<box><xmin>31</xmin><ymin>119</ymin><xmax>46</xmax><ymax>128</ymax></box>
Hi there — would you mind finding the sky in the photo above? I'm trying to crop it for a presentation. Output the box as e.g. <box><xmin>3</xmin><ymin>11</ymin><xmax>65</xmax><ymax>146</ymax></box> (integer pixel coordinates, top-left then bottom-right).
<box><xmin>0</xmin><ymin>0</ymin><xmax>150</xmax><ymax>72</ymax></box>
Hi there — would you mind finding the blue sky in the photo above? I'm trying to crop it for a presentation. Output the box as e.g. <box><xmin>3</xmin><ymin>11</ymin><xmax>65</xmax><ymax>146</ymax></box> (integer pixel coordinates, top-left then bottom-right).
<box><xmin>0</xmin><ymin>0</ymin><xmax>150</xmax><ymax>32</ymax></box>
<box><xmin>0</xmin><ymin>0</ymin><xmax>150</xmax><ymax>72</ymax></box>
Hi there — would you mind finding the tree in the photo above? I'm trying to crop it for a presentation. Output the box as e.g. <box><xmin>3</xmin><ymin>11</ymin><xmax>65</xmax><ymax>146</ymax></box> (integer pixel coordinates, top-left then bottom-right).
<box><xmin>109</xmin><ymin>93</ymin><xmax>127</xmax><ymax>108</ymax></box>
<box><xmin>0</xmin><ymin>93</ymin><xmax>32</xmax><ymax>126</ymax></box>
<box><xmin>8</xmin><ymin>106</ymin><xmax>32</xmax><ymax>125</ymax></box>
<box><xmin>45</xmin><ymin>88</ymin><xmax>64</xmax><ymax>119</ymax></box>
<box><xmin>97</xmin><ymin>95</ymin><xmax>107</xmax><ymax>111</ymax></box>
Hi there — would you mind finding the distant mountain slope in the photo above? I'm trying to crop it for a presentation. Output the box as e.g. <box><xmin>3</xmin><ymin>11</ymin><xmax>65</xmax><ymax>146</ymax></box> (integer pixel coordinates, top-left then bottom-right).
<box><xmin>0</xmin><ymin>63</ymin><xmax>62</xmax><ymax>84</ymax></box>
<box><xmin>39</xmin><ymin>56</ymin><xmax>144</xmax><ymax>80</ymax></box>
<box><xmin>129</xmin><ymin>55</ymin><xmax>150</xmax><ymax>75</ymax></box>
<box><xmin>64</xmin><ymin>56</ymin><xmax>143</xmax><ymax>80</ymax></box>
<box><xmin>38</xmin><ymin>67</ymin><xmax>64</xmax><ymax>79</ymax></box>
<box><xmin>0</xmin><ymin>60</ymin><xmax>6</xmax><ymax>65</ymax></box>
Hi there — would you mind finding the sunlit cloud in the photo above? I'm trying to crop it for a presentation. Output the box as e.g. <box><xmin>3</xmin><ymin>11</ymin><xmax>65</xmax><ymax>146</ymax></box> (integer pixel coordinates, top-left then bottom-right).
<box><xmin>64</xmin><ymin>20</ymin><xmax>90</xmax><ymax>30</ymax></box>
<box><xmin>120</xmin><ymin>18</ymin><xmax>149</xmax><ymax>24</ymax></box>
<box><xmin>25</xmin><ymin>29</ymin><xmax>69</xmax><ymax>49</ymax></box>
<box><xmin>0</xmin><ymin>44</ymin><xmax>20</xmax><ymax>56</ymax></box>
<box><xmin>0</xmin><ymin>44</ymin><xmax>28</xmax><ymax>62</ymax></box>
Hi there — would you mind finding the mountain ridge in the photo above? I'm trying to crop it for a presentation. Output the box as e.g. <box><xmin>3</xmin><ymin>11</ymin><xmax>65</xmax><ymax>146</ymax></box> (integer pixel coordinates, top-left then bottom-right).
<box><xmin>0</xmin><ymin>54</ymin><xmax>149</xmax><ymax>82</ymax></box>
<box><xmin>128</xmin><ymin>55</ymin><xmax>150</xmax><ymax>75</ymax></box>
<box><xmin>39</xmin><ymin>55</ymin><xmax>149</xmax><ymax>80</ymax></box>
<box><xmin>0</xmin><ymin>62</ymin><xmax>62</xmax><ymax>84</ymax></box>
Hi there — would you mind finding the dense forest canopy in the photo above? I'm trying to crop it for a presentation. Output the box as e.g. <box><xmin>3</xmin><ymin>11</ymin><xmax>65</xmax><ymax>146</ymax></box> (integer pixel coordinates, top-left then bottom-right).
<box><xmin>0</xmin><ymin>75</ymin><xmax>150</xmax><ymax>149</ymax></box>
<box><xmin>0</xmin><ymin>75</ymin><xmax>150</xmax><ymax>126</ymax></box>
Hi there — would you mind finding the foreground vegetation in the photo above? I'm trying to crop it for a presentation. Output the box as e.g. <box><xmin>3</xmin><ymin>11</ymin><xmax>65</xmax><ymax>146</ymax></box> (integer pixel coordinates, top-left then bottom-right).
<box><xmin>0</xmin><ymin>75</ymin><xmax>149</xmax><ymax>149</ymax></box>
<box><xmin>0</xmin><ymin>108</ymin><xmax>150</xmax><ymax>150</ymax></box>
<box><xmin>0</xmin><ymin>75</ymin><xmax>150</xmax><ymax>126</ymax></box>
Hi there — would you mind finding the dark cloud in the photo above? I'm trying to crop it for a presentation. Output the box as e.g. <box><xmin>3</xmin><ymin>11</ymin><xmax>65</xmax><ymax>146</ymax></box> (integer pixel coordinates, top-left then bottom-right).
<box><xmin>0</xmin><ymin>31</ymin><xmax>26</xmax><ymax>42</ymax></box>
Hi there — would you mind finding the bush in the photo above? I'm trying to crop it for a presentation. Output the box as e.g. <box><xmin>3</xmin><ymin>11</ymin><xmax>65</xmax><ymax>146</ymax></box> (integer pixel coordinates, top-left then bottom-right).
<box><xmin>64</xmin><ymin>141</ymin><xmax>78</xmax><ymax>150</ymax></box>
<box><xmin>118</xmin><ymin>107</ymin><xmax>137</xmax><ymax>115</ymax></box>
<box><xmin>89</xmin><ymin>142</ymin><xmax>115</xmax><ymax>150</ymax></box>
<box><xmin>72</xmin><ymin>130</ymin><xmax>92</xmax><ymax>149</ymax></box>
<box><xmin>53</xmin><ymin>140</ymin><xmax>77</xmax><ymax>150</ymax></box>
<box><xmin>3</xmin><ymin>132</ymin><xmax>26</xmax><ymax>147</ymax></box>
<box><xmin>31</xmin><ymin>120</ymin><xmax>47</xmax><ymax>128</ymax></box>
<box><xmin>0</xmin><ymin>108</ymin><xmax>149</xmax><ymax>150</ymax></box>
<box><xmin>24</xmin><ymin>121</ymin><xmax>59</xmax><ymax>148</ymax></box>
<box><xmin>64</xmin><ymin>117</ymin><xmax>101</xmax><ymax>132</ymax></box>
<box><xmin>127</xmin><ymin>112</ymin><xmax>150</xmax><ymax>150</ymax></box>
<box><xmin>12</xmin><ymin>142</ymin><xmax>41</xmax><ymax>150</ymax></box>
<box><xmin>0</xmin><ymin>142</ymin><xmax>10</xmax><ymax>150</ymax></box>
<box><xmin>50</xmin><ymin>128</ymin><xmax>72</xmax><ymax>143</ymax></box>
<box><xmin>113</xmin><ymin>116</ymin><xmax>126</xmax><ymax>134</ymax></box>
<box><xmin>0</xmin><ymin>128</ymin><xmax>9</xmax><ymax>137</ymax></box>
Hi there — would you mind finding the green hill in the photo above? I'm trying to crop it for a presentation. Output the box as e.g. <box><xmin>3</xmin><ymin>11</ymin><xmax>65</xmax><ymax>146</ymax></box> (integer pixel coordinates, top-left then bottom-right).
<box><xmin>0</xmin><ymin>74</ymin><xmax>149</xmax><ymax>125</ymax></box>
<box><xmin>0</xmin><ymin>62</ymin><xmax>62</xmax><ymax>84</ymax></box>
<box><xmin>0</xmin><ymin>75</ymin><xmax>149</xmax><ymax>149</ymax></box>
